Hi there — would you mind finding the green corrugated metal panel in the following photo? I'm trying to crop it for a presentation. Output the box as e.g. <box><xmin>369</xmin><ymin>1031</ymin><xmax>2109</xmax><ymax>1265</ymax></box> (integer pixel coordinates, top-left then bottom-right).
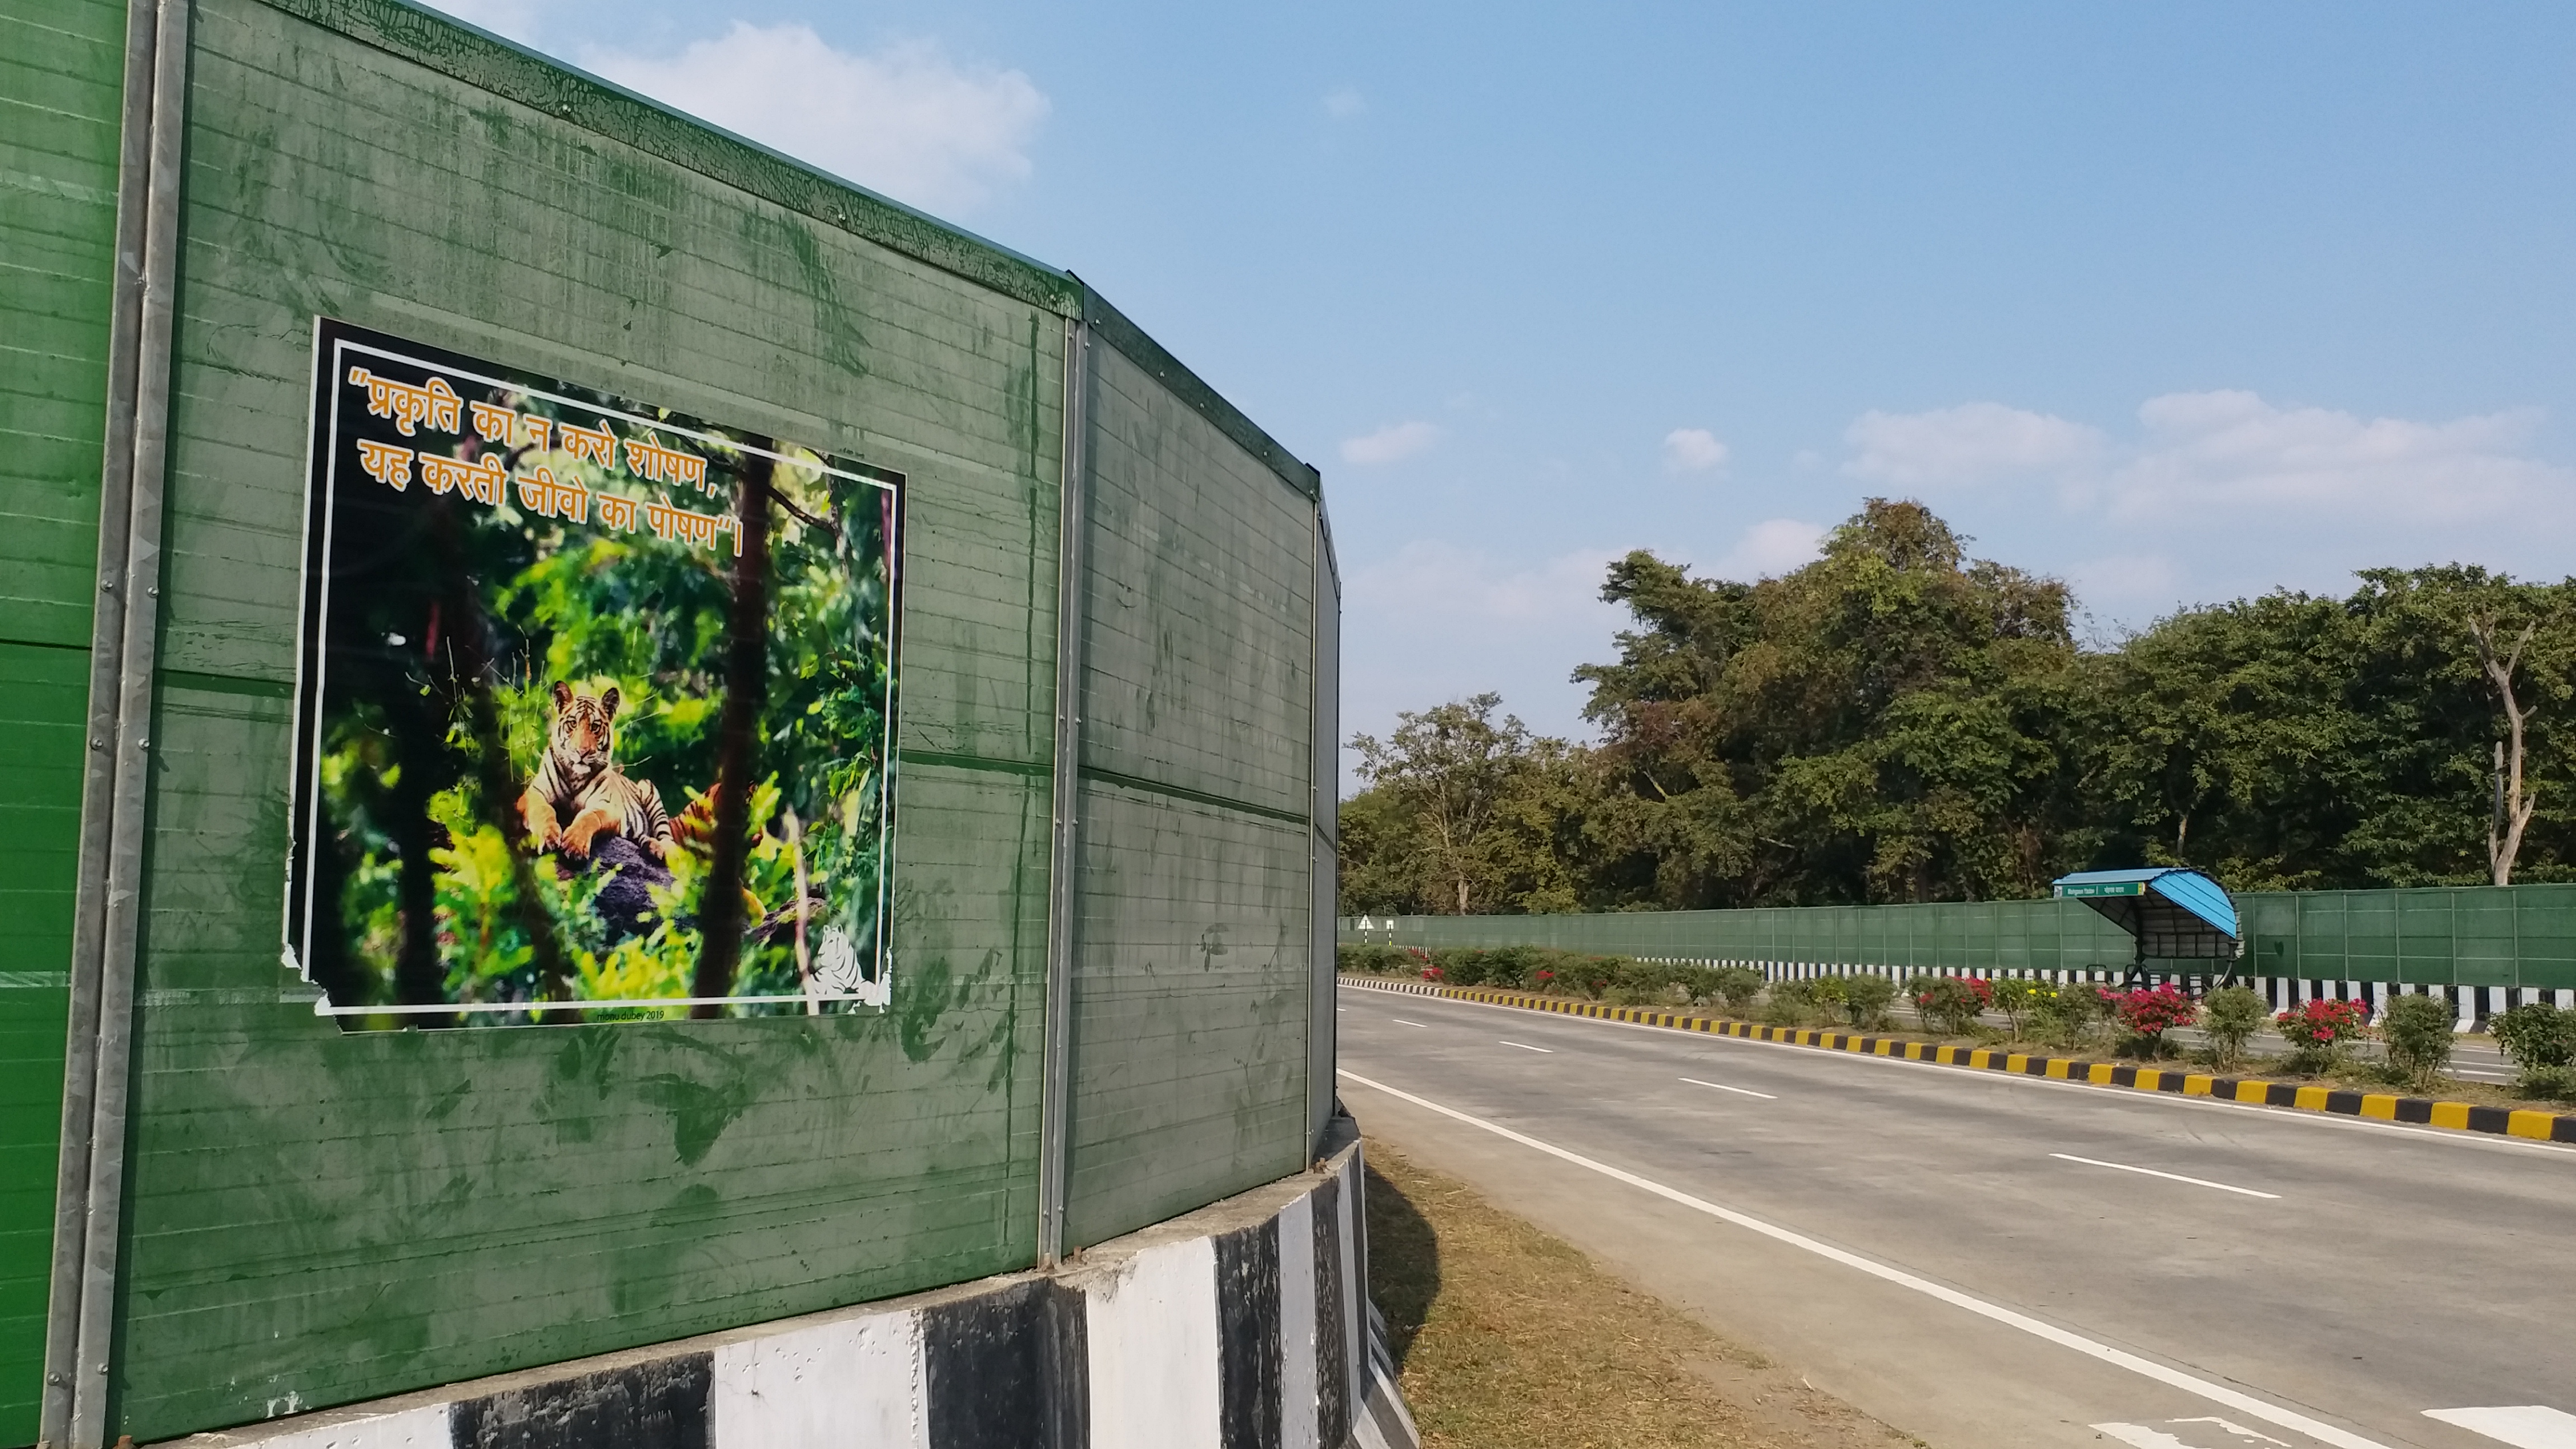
<box><xmin>1346</xmin><ymin>883</ymin><xmax>2576</xmax><ymax>989</ymax></box>
<box><xmin>0</xmin><ymin>0</ymin><xmax>125</xmax><ymax>1438</ymax></box>
<box><xmin>1078</xmin><ymin>343</ymin><xmax>1315</xmax><ymax>820</ymax></box>
<box><xmin>1062</xmin><ymin>338</ymin><xmax>1316</xmax><ymax>1248</ymax></box>
<box><xmin>0</xmin><ymin>642</ymin><xmax>86</xmax><ymax>1445</ymax></box>
<box><xmin>1062</xmin><ymin>787</ymin><xmax>1311</xmax><ymax>1248</ymax></box>
<box><xmin>0</xmin><ymin>0</ymin><xmax>1331</xmax><ymax>1435</ymax></box>
<box><xmin>0</xmin><ymin>0</ymin><xmax>122</xmax><ymax>652</ymax></box>
<box><xmin>104</xmin><ymin>0</ymin><xmax>1070</xmax><ymax>1434</ymax></box>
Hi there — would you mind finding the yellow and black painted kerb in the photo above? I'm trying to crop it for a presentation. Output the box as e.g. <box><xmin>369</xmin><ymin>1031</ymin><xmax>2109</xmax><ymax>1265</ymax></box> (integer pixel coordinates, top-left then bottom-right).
<box><xmin>1349</xmin><ymin>979</ymin><xmax>2576</xmax><ymax>1146</ymax></box>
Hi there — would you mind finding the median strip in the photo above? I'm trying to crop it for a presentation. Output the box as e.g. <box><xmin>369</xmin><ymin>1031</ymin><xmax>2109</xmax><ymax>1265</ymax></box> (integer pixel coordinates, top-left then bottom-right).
<box><xmin>1343</xmin><ymin>978</ymin><xmax>2576</xmax><ymax>1147</ymax></box>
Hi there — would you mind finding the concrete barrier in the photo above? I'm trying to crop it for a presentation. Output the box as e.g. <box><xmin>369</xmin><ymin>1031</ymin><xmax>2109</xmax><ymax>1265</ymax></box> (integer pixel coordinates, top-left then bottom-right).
<box><xmin>170</xmin><ymin>1119</ymin><xmax>1417</xmax><ymax>1449</ymax></box>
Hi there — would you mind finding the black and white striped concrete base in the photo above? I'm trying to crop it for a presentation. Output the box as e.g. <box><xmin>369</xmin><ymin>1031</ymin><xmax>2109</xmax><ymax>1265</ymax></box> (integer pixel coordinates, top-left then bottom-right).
<box><xmin>1637</xmin><ymin>957</ymin><xmax>2575</xmax><ymax>1030</ymax></box>
<box><xmin>176</xmin><ymin>1119</ymin><xmax>1417</xmax><ymax>1449</ymax></box>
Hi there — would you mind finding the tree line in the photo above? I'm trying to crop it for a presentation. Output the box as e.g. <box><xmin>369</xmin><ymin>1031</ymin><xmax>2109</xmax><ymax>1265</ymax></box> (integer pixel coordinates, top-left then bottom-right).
<box><xmin>1341</xmin><ymin>499</ymin><xmax>2576</xmax><ymax>916</ymax></box>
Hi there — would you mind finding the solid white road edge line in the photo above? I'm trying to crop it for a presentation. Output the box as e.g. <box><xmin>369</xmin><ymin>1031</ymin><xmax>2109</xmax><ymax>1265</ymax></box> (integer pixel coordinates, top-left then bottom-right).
<box><xmin>1338</xmin><ymin>1068</ymin><xmax>2396</xmax><ymax>1449</ymax></box>
<box><xmin>1680</xmin><ymin>1076</ymin><xmax>1778</xmax><ymax>1100</ymax></box>
<box><xmin>1336</xmin><ymin>984</ymin><xmax>2576</xmax><ymax>1159</ymax></box>
<box><xmin>2049</xmin><ymin>1153</ymin><xmax>2281</xmax><ymax>1200</ymax></box>
<box><xmin>1499</xmin><ymin>1041</ymin><xmax>1554</xmax><ymax>1053</ymax></box>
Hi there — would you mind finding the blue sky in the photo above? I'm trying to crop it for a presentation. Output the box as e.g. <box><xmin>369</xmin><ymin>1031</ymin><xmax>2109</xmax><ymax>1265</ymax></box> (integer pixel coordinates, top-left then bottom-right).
<box><xmin>429</xmin><ymin>0</ymin><xmax>2576</xmax><ymax>774</ymax></box>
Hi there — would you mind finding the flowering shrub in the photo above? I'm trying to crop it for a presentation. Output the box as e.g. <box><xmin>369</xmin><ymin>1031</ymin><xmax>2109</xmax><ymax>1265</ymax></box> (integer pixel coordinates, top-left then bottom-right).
<box><xmin>2111</xmin><ymin>985</ymin><xmax>2196</xmax><ymax>1036</ymax></box>
<box><xmin>2276</xmin><ymin>998</ymin><xmax>2371</xmax><ymax>1073</ymax></box>
<box><xmin>1912</xmin><ymin>975</ymin><xmax>1992</xmax><ymax>1035</ymax></box>
<box><xmin>1419</xmin><ymin>965</ymin><xmax>1444</xmax><ymax>982</ymax></box>
<box><xmin>2106</xmin><ymin>985</ymin><xmax>2196</xmax><ymax>1057</ymax></box>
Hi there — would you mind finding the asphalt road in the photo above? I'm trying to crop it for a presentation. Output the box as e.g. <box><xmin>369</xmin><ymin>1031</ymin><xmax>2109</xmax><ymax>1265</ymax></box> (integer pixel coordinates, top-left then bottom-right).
<box><xmin>1337</xmin><ymin>984</ymin><xmax>2576</xmax><ymax>1449</ymax></box>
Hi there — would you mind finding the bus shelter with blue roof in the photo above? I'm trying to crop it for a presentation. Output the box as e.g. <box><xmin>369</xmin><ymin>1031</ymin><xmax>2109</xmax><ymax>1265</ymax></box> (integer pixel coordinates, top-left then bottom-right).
<box><xmin>2052</xmin><ymin>868</ymin><xmax>2243</xmax><ymax>984</ymax></box>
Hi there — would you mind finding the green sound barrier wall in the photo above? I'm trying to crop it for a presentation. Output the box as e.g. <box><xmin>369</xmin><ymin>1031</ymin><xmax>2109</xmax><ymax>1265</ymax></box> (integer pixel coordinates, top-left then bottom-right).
<box><xmin>1344</xmin><ymin>882</ymin><xmax>2576</xmax><ymax>990</ymax></box>
<box><xmin>0</xmin><ymin>1</ymin><xmax>1338</xmax><ymax>1442</ymax></box>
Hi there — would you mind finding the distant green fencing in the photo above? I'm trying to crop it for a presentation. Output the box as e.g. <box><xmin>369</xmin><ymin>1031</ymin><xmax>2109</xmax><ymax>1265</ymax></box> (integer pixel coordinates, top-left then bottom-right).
<box><xmin>1343</xmin><ymin>883</ymin><xmax>2576</xmax><ymax>991</ymax></box>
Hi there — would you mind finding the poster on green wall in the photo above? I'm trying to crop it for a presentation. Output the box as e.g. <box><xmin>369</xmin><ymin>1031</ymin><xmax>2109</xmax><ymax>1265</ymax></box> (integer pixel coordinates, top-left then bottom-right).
<box><xmin>283</xmin><ymin>319</ymin><xmax>902</xmax><ymax>1027</ymax></box>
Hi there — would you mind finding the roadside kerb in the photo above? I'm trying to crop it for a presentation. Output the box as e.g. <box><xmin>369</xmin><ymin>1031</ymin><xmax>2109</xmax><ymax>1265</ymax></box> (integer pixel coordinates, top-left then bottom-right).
<box><xmin>1342</xmin><ymin>978</ymin><xmax>2576</xmax><ymax>1146</ymax></box>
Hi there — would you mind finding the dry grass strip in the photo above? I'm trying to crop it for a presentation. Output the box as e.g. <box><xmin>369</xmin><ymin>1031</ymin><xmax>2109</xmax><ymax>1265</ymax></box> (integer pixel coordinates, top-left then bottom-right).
<box><xmin>1365</xmin><ymin>1143</ymin><xmax>1917</xmax><ymax>1449</ymax></box>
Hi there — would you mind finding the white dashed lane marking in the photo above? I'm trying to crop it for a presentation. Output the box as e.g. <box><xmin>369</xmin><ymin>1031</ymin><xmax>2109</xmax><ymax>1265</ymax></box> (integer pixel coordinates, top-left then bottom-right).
<box><xmin>2050</xmin><ymin>1153</ymin><xmax>2280</xmax><ymax>1199</ymax></box>
<box><xmin>1680</xmin><ymin>1076</ymin><xmax>1777</xmax><ymax>1100</ymax></box>
<box><xmin>1499</xmin><ymin>1040</ymin><xmax>1554</xmax><ymax>1053</ymax></box>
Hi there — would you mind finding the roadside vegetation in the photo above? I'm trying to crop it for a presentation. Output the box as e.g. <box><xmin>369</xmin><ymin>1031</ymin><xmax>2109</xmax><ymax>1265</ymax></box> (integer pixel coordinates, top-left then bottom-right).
<box><xmin>1365</xmin><ymin>1143</ymin><xmax>1915</xmax><ymax>1449</ymax></box>
<box><xmin>1341</xmin><ymin>944</ymin><xmax>2576</xmax><ymax>1111</ymax></box>
<box><xmin>1342</xmin><ymin>499</ymin><xmax>2576</xmax><ymax>919</ymax></box>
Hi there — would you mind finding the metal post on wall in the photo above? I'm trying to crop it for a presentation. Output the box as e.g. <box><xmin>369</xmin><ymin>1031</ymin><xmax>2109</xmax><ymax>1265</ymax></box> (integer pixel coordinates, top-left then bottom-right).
<box><xmin>1308</xmin><ymin>501</ymin><xmax>1340</xmax><ymax>1155</ymax></box>
<box><xmin>44</xmin><ymin>2</ymin><xmax>191</xmax><ymax>1445</ymax></box>
<box><xmin>1035</xmin><ymin>312</ymin><xmax>1093</xmax><ymax>1268</ymax></box>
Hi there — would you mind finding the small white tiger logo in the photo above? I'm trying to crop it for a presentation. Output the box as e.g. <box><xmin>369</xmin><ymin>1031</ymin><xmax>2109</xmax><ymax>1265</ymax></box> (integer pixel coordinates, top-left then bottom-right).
<box><xmin>815</xmin><ymin>925</ymin><xmax>890</xmax><ymax>1009</ymax></box>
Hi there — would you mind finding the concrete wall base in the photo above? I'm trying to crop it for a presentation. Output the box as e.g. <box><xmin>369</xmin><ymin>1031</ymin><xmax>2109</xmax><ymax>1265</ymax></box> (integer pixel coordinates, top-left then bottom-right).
<box><xmin>167</xmin><ymin>1117</ymin><xmax>1415</xmax><ymax>1449</ymax></box>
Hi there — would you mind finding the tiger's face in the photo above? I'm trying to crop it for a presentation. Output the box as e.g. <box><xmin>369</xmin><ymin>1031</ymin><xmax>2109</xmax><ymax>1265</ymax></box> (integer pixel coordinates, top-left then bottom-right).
<box><xmin>548</xmin><ymin>681</ymin><xmax>621</xmax><ymax>782</ymax></box>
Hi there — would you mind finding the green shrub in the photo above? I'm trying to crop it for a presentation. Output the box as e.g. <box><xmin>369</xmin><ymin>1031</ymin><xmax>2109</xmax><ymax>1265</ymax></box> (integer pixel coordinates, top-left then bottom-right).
<box><xmin>1672</xmin><ymin>964</ymin><xmax>1723</xmax><ymax>1004</ymax></box>
<box><xmin>1573</xmin><ymin>957</ymin><xmax>1620</xmax><ymax>998</ymax></box>
<box><xmin>1425</xmin><ymin>948</ymin><xmax>1481</xmax><ymax>986</ymax></box>
<box><xmin>1336</xmin><ymin>944</ymin><xmax>1412</xmax><ymax>975</ymax></box>
<box><xmin>2199</xmin><ymin>986</ymin><xmax>2266</xmax><ymax>1070</ymax></box>
<box><xmin>1713</xmin><ymin>968</ymin><xmax>1764</xmax><ymax>1014</ymax></box>
<box><xmin>1811</xmin><ymin>976</ymin><xmax>1850</xmax><ymax>1008</ymax></box>
<box><xmin>1763</xmin><ymin>979</ymin><xmax>1816</xmax><ymax>1026</ymax></box>
<box><xmin>1612</xmin><ymin>956</ymin><xmax>1681</xmax><ymax>1000</ymax></box>
<box><xmin>1843</xmin><ymin>973</ymin><xmax>1896</xmax><ymax>1029</ymax></box>
<box><xmin>2379</xmin><ymin>992</ymin><xmax>2455</xmax><ymax>1088</ymax></box>
<box><xmin>2490</xmin><ymin>1002</ymin><xmax>2576</xmax><ymax>1093</ymax></box>
<box><xmin>1990</xmin><ymin>977</ymin><xmax>2040</xmax><ymax>1038</ymax></box>
<box><xmin>2033</xmin><ymin>980</ymin><xmax>2108</xmax><ymax>1048</ymax></box>
<box><xmin>2518</xmin><ymin>1064</ymin><xmax>2576</xmax><ymax>1100</ymax></box>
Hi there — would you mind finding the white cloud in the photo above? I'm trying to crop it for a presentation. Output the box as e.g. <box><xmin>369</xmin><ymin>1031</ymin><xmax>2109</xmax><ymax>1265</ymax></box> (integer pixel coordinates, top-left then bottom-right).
<box><xmin>2108</xmin><ymin>390</ymin><xmax>2564</xmax><ymax>523</ymax></box>
<box><xmin>1339</xmin><ymin>420</ymin><xmax>1442</xmax><ymax>466</ymax></box>
<box><xmin>1347</xmin><ymin>541</ymin><xmax>1619</xmax><ymax>627</ymax></box>
<box><xmin>1323</xmin><ymin>87</ymin><xmax>1366</xmax><ymax>119</ymax></box>
<box><xmin>583</xmin><ymin>25</ymin><xmax>1048</xmax><ymax>216</ymax></box>
<box><xmin>1337</xmin><ymin>542</ymin><xmax>1625</xmax><ymax>778</ymax></box>
<box><xmin>1838</xmin><ymin>391</ymin><xmax>2574</xmax><ymax>528</ymax></box>
<box><xmin>1844</xmin><ymin>402</ymin><xmax>2104</xmax><ymax>488</ymax></box>
<box><xmin>1663</xmin><ymin>427</ymin><xmax>1730</xmax><ymax>473</ymax></box>
<box><xmin>2067</xmin><ymin>553</ymin><xmax>2180</xmax><ymax>606</ymax></box>
<box><xmin>1711</xmin><ymin>518</ymin><xmax>1825</xmax><ymax>579</ymax></box>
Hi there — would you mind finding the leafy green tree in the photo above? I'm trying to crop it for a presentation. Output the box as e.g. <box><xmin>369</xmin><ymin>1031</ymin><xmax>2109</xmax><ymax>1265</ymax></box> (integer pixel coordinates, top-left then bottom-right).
<box><xmin>1346</xmin><ymin>694</ymin><xmax>1592</xmax><ymax>914</ymax></box>
<box><xmin>1578</xmin><ymin>500</ymin><xmax>2084</xmax><ymax>907</ymax></box>
<box><xmin>1342</xmin><ymin>501</ymin><xmax>2576</xmax><ymax>912</ymax></box>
